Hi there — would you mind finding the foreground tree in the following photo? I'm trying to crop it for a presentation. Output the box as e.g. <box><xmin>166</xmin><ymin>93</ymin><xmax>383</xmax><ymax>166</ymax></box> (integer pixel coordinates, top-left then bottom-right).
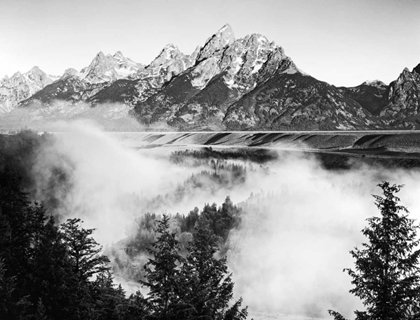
<box><xmin>140</xmin><ymin>215</ymin><xmax>248</xmax><ymax>320</ymax></box>
<box><xmin>140</xmin><ymin>214</ymin><xmax>186</xmax><ymax>319</ymax></box>
<box><xmin>329</xmin><ymin>182</ymin><xmax>420</xmax><ymax>320</ymax></box>
<box><xmin>182</xmin><ymin>220</ymin><xmax>248</xmax><ymax>320</ymax></box>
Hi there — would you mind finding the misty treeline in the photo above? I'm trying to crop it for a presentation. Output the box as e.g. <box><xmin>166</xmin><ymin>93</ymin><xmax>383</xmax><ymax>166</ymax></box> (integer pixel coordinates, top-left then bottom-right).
<box><xmin>0</xmin><ymin>131</ymin><xmax>255</xmax><ymax>285</ymax></box>
<box><xmin>120</xmin><ymin>195</ymin><xmax>242</xmax><ymax>277</ymax></box>
<box><xmin>0</xmin><ymin>131</ymin><xmax>249</xmax><ymax>319</ymax></box>
<box><xmin>169</xmin><ymin>147</ymin><xmax>278</xmax><ymax>165</ymax></box>
<box><xmin>0</xmin><ymin>171</ymin><xmax>247</xmax><ymax>319</ymax></box>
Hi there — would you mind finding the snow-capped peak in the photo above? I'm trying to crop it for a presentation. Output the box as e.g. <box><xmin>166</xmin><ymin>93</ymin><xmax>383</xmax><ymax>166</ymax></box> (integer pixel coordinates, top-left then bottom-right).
<box><xmin>0</xmin><ymin>66</ymin><xmax>58</xmax><ymax>113</ymax></box>
<box><xmin>196</xmin><ymin>24</ymin><xmax>236</xmax><ymax>62</ymax></box>
<box><xmin>160</xmin><ymin>44</ymin><xmax>180</xmax><ymax>58</ymax></box>
<box><xmin>219</xmin><ymin>24</ymin><xmax>233</xmax><ymax>34</ymax></box>
<box><xmin>148</xmin><ymin>44</ymin><xmax>184</xmax><ymax>69</ymax></box>
<box><xmin>80</xmin><ymin>51</ymin><xmax>143</xmax><ymax>83</ymax></box>
<box><xmin>113</xmin><ymin>51</ymin><xmax>125</xmax><ymax>59</ymax></box>
<box><xmin>62</xmin><ymin>68</ymin><xmax>80</xmax><ymax>78</ymax></box>
<box><xmin>29</xmin><ymin>66</ymin><xmax>43</xmax><ymax>74</ymax></box>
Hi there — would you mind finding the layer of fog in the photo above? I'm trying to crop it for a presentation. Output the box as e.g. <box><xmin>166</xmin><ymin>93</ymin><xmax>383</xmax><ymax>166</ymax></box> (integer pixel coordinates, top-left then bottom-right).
<box><xmin>30</xmin><ymin>120</ymin><xmax>420</xmax><ymax>319</ymax></box>
<box><xmin>0</xmin><ymin>100</ymin><xmax>173</xmax><ymax>132</ymax></box>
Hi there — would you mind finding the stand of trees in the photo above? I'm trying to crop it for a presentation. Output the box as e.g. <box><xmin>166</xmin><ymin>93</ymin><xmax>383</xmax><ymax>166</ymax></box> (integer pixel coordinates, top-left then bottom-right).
<box><xmin>0</xmin><ymin>169</ymin><xmax>128</xmax><ymax>319</ymax></box>
<box><xmin>140</xmin><ymin>215</ymin><xmax>247</xmax><ymax>320</ymax></box>
<box><xmin>0</xmin><ymin>167</ymin><xmax>248</xmax><ymax>320</ymax></box>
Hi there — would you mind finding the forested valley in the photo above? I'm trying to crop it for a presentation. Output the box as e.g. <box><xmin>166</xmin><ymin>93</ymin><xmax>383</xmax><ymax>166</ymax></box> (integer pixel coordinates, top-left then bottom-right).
<box><xmin>0</xmin><ymin>131</ymin><xmax>255</xmax><ymax>320</ymax></box>
<box><xmin>3</xmin><ymin>130</ymin><xmax>420</xmax><ymax>320</ymax></box>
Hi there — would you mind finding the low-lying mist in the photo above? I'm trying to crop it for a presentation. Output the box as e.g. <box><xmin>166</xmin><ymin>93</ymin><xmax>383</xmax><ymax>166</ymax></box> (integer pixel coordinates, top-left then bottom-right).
<box><xmin>26</xmin><ymin>120</ymin><xmax>420</xmax><ymax>319</ymax></box>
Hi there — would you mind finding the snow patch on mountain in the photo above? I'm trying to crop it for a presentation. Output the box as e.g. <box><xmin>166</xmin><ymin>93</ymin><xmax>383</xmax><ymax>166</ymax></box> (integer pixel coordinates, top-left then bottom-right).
<box><xmin>80</xmin><ymin>51</ymin><xmax>144</xmax><ymax>83</ymax></box>
<box><xmin>362</xmin><ymin>80</ymin><xmax>386</xmax><ymax>88</ymax></box>
<box><xmin>191</xmin><ymin>57</ymin><xmax>221</xmax><ymax>89</ymax></box>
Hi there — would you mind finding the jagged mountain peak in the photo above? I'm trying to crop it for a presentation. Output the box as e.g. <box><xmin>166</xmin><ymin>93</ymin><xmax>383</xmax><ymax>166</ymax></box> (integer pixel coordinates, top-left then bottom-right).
<box><xmin>196</xmin><ymin>24</ymin><xmax>236</xmax><ymax>62</ymax></box>
<box><xmin>147</xmin><ymin>44</ymin><xmax>186</xmax><ymax>69</ymax></box>
<box><xmin>92</xmin><ymin>51</ymin><xmax>107</xmax><ymax>63</ymax></box>
<box><xmin>396</xmin><ymin>67</ymin><xmax>419</xmax><ymax>83</ymax></box>
<box><xmin>0</xmin><ymin>66</ymin><xmax>57</xmax><ymax>113</ymax></box>
<box><xmin>62</xmin><ymin>68</ymin><xmax>80</xmax><ymax>78</ymax></box>
<box><xmin>413</xmin><ymin>63</ymin><xmax>420</xmax><ymax>75</ymax></box>
<box><xmin>218</xmin><ymin>23</ymin><xmax>234</xmax><ymax>35</ymax></box>
<box><xmin>245</xmin><ymin>33</ymin><xmax>270</xmax><ymax>45</ymax></box>
<box><xmin>29</xmin><ymin>66</ymin><xmax>43</xmax><ymax>73</ymax></box>
<box><xmin>7</xmin><ymin>66</ymin><xmax>55</xmax><ymax>83</ymax></box>
<box><xmin>163</xmin><ymin>43</ymin><xmax>178</xmax><ymax>50</ymax></box>
<box><xmin>80</xmin><ymin>51</ymin><xmax>142</xmax><ymax>83</ymax></box>
<box><xmin>379</xmin><ymin>64</ymin><xmax>420</xmax><ymax>121</ymax></box>
<box><xmin>158</xmin><ymin>44</ymin><xmax>181</xmax><ymax>58</ymax></box>
<box><xmin>113</xmin><ymin>51</ymin><xmax>124</xmax><ymax>59</ymax></box>
<box><xmin>10</xmin><ymin>71</ymin><xmax>23</xmax><ymax>79</ymax></box>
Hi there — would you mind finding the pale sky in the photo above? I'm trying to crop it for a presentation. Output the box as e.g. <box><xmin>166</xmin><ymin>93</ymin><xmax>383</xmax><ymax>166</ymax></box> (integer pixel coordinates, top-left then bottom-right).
<box><xmin>1</xmin><ymin>0</ymin><xmax>419</xmax><ymax>87</ymax></box>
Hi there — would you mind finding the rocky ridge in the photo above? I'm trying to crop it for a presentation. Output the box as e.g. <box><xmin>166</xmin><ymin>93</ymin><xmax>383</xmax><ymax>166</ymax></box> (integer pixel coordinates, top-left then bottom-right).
<box><xmin>0</xmin><ymin>67</ymin><xmax>58</xmax><ymax>113</ymax></box>
<box><xmin>379</xmin><ymin>65</ymin><xmax>420</xmax><ymax>127</ymax></box>
<box><xmin>1</xmin><ymin>25</ymin><xmax>419</xmax><ymax>131</ymax></box>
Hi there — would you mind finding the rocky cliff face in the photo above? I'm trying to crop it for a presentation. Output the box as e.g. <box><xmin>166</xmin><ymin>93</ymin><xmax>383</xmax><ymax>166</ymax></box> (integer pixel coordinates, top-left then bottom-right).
<box><xmin>1</xmin><ymin>25</ymin><xmax>420</xmax><ymax>131</ymax></box>
<box><xmin>379</xmin><ymin>66</ymin><xmax>420</xmax><ymax>128</ymax></box>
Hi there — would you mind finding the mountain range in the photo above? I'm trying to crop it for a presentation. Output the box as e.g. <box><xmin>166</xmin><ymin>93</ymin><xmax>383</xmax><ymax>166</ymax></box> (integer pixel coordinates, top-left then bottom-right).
<box><xmin>1</xmin><ymin>24</ymin><xmax>419</xmax><ymax>131</ymax></box>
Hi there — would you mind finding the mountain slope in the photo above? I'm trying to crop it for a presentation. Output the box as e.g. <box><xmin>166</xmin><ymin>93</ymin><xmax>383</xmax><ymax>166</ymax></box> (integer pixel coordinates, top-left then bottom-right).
<box><xmin>224</xmin><ymin>72</ymin><xmax>376</xmax><ymax>130</ymax></box>
<box><xmin>88</xmin><ymin>44</ymin><xmax>195</xmax><ymax>106</ymax></box>
<box><xmin>338</xmin><ymin>80</ymin><xmax>388</xmax><ymax>116</ymax></box>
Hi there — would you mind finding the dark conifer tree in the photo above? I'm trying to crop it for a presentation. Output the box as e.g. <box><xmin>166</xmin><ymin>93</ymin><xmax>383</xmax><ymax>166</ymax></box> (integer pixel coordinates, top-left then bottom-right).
<box><xmin>0</xmin><ymin>170</ymin><xmax>48</xmax><ymax>319</ymax></box>
<box><xmin>329</xmin><ymin>182</ymin><xmax>420</xmax><ymax>320</ymax></box>
<box><xmin>140</xmin><ymin>214</ymin><xmax>185</xmax><ymax>319</ymax></box>
<box><xmin>29</xmin><ymin>217</ymin><xmax>76</xmax><ymax>319</ymax></box>
<box><xmin>119</xmin><ymin>291</ymin><xmax>150</xmax><ymax>320</ymax></box>
<box><xmin>60</xmin><ymin>218</ymin><xmax>110</xmax><ymax>281</ymax></box>
<box><xmin>181</xmin><ymin>221</ymin><xmax>248</xmax><ymax>320</ymax></box>
<box><xmin>59</xmin><ymin>218</ymin><xmax>112</xmax><ymax>319</ymax></box>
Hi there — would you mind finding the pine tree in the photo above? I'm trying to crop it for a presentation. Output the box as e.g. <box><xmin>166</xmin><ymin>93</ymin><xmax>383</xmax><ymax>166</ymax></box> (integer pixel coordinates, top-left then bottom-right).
<box><xmin>59</xmin><ymin>218</ymin><xmax>111</xmax><ymax>319</ymax></box>
<box><xmin>181</xmin><ymin>221</ymin><xmax>247</xmax><ymax>320</ymax></box>
<box><xmin>329</xmin><ymin>182</ymin><xmax>420</xmax><ymax>320</ymax></box>
<box><xmin>0</xmin><ymin>258</ymin><xmax>20</xmax><ymax>318</ymax></box>
<box><xmin>89</xmin><ymin>271</ymin><xmax>128</xmax><ymax>320</ymax></box>
<box><xmin>29</xmin><ymin>217</ymin><xmax>77</xmax><ymax>320</ymax></box>
<box><xmin>60</xmin><ymin>218</ymin><xmax>110</xmax><ymax>281</ymax></box>
<box><xmin>34</xmin><ymin>299</ymin><xmax>48</xmax><ymax>320</ymax></box>
<box><xmin>0</xmin><ymin>170</ymin><xmax>49</xmax><ymax>319</ymax></box>
<box><xmin>140</xmin><ymin>214</ymin><xmax>185</xmax><ymax>319</ymax></box>
<box><xmin>119</xmin><ymin>291</ymin><xmax>150</xmax><ymax>320</ymax></box>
